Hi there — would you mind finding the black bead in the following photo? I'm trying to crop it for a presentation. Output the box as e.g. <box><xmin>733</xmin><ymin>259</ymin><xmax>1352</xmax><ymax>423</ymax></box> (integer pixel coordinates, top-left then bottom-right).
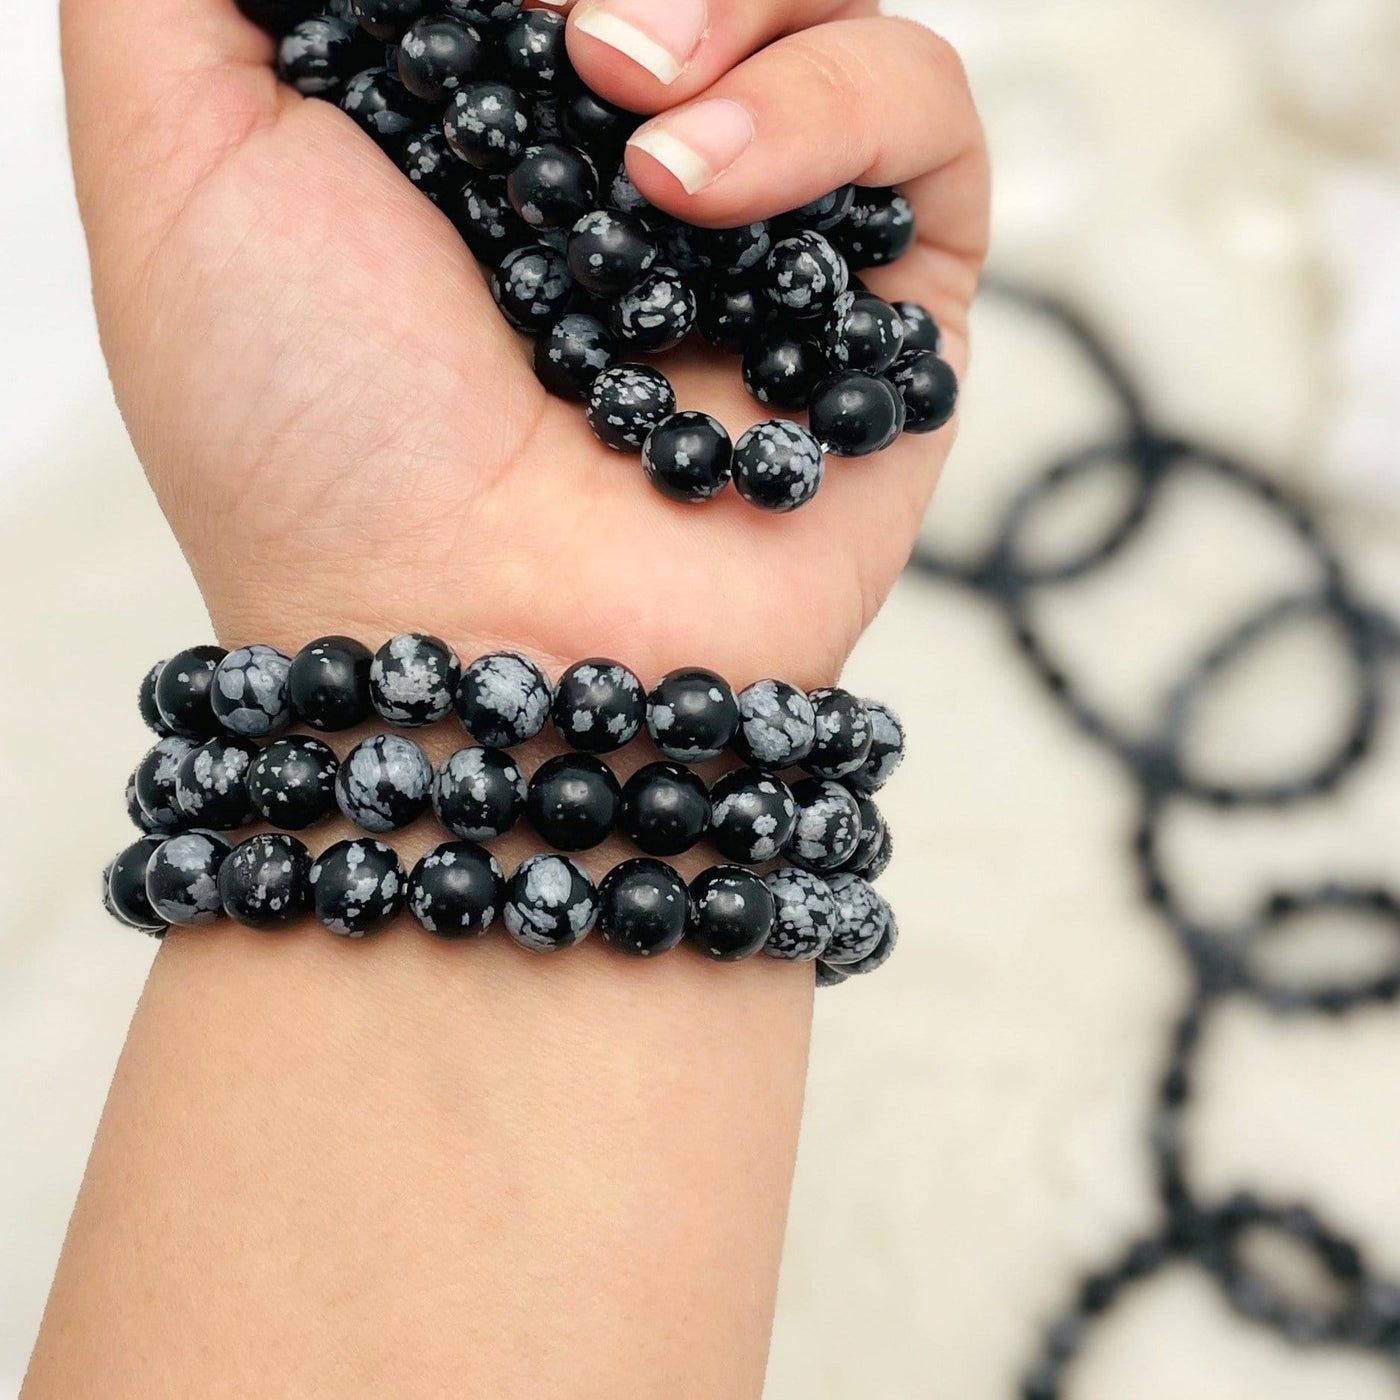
<box><xmin>278</xmin><ymin>16</ymin><xmax>372</xmax><ymax>97</ymax></box>
<box><xmin>138</xmin><ymin>660</ymin><xmax>171</xmax><ymax>735</ymax></box>
<box><xmin>585</xmin><ymin>364</ymin><xmax>676</xmax><ymax>452</ymax></box>
<box><xmin>508</xmin><ymin>142</ymin><xmax>598</xmax><ymax>230</ymax></box>
<box><xmin>126</xmin><ymin>770</ymin><xmax>157</xmax><ymax>832</ymax></box>
<box><xmin>598</xmin><ymin>859</ymin><xmax>691</xmax><ymax>957</ymax></box>
<box><xmin>397</xmin><ymin>128</ymin><xmax>463</xmax><ymax>203</ymax></box>
<box><xmin>146</xmin><ymin>831</ymin><xmax>232</xmax><ymax>926</ymax></box>
<box><xmin>688</xmin><ymin>867</ymin><xmax>775</xmax><ymax>961</ymax></box>
<box><xmin>247</xmin><ymin>736</ymin><xmax>341</xmax><ymax>830</ymax></box>
<box><xmin>566</xmin><ymin>210</ymin><xmax>658</xmax><ymax>298</ymax></box>
<box><xmin>552</xmin><ymin>658</ymin><xmax>646</xmax><ymax>752</ymax></box>
<box><xmin>155</xmin><ymin>645</ymin><xmax>227</xmax><ymax>739</ymax></box>
<box><xmin>824</xmin><ymin>874</ymin><xmax>891</xmax><ymax>965</ymax></box>
<box><xmin>396</xmin><ymin>15</ymin><xmax>487</xmax><ymax>105</ymax></box>
<box><xmin>805</xmin><ymin>688</ymin><xmax>873</xmax><ymax>778</ymax></box>
<box><xmin>846</xmin><ymin>699</ymin><xmax>905</xmax><ymax>794</ymax></box>
<box><xmin>696</xmin><ymin>222</ymin><xmax>772</xmax><ymax>277</ymax></box>
<box><xmin>764</xmin><ymin>868</ymin><xmax>838</xmax><ymax>961</ymax></box>
<box><xmin>646</xmin><ymin>667</ymin><xmax>740</xmax><ymax>762</ymax></box>
<box><xmin>559</xmin><ymin>88</ymin><xmax>638</xmax><ymax>158</ymax></box>
<box><xmin>219</xmin><ymin>834</ymin><xmax>314</xmax><ymax>929</ymax></box>
<box><xmin>237</xmin><ymin>0</ymin><xmax>323</xmax><ymax>36</ymax></box>
<box><xmin>732</xmin><ymin>420</ymin><xmax>825</xmax><ymax>513</ymax></box>
<box><xmin>336</xmin><ymin>734</ymin><xmax>434</xmax><ymax>832</ymax></box>
<box><xmin>611</xmin><ymin>268</ymin><xmax>697</xmax><ymax>354</ymax></box>
<box><xmin>311</xmin><ymin>839</ymin><xmax>408</xmax><ymax>936</ymax></box>
<box><xmin>107</xmin><ymin>837</ymin><xmax>168</xmax><ymax>930</ymax></box>
<box><xmin>443</xmin><ymin>80</ymin><xmax>533</xmax><ymax>171</ymax></box>
<box><xmin>504</xmin><ymin>853</ymin><xmax>598</xmax><ymax>951</ymax></box>
<box><xmin>709</xmin><ymin>770</ymin><xmax>798</xmax><ymax>865</ymax></box>
<box><xmin>532</xmin><ymin>93</ymin><xmax>564</xmax><ymax>141</ymax></box>
<box><xmin>652</xmin><ymin>217</ymin><xmax>705</xmax><ymax>276</ymax></box>
<box><xmin>763</xmin><ymin>231</ymin><xmax>848</xmax><ymax>319</ymax></box>
<box><xmin>370</xmin><ymin>632</ymin><xmax>460</xmax><ymax>726</ymax></box>
<box><xmin>533</xmin><ymin>312</ymin><xmax>618</xmax><ymax>399</ymax></box>
<box><xmin>289</xmin><ymin>635</ymin><xmax>374</xmax><ymax>731</ymax></box>
<box><xmin>824</xmin><ymin>292</ymin><xmax>906</xmax><ymax>374</ymax></box>
<box><xmin>887</xmin><ymin>350</ymin><xmax>958</xmax><ymax>433</ymax></box>
<box><xmin>135</xmin><ymin>735</ymin><xmax>199</xmax><ymax>831</ymax></box>
<box><xmin>815</xmin><ymin>960</ymin><xmax>850</xmax><ymax>988</ymax></box>
<box><xmin>350</xmin><ymin>0</ymin><xmax>429</xmax><ymax>40</ymax></box>
<box><xmin>865</xmin><ymin>824</ymin><xmax>893</xmax><ymax>882</ymax></box>
<box><xmin>174</xmin><ymin>736</ymin><xmax>258</xmax><ymax>830</ymax></box>
<box><xmin>642</xmin><ymin>411</ymin><xmax>733</xmax><ymax>503</ymax></box>
<box><xmin>492</xmin><ymin>244</ymin><xmax>574</xmax><ymax>331</ymax></box>
<box><xmin>620</xmin><ymin>762</ymin><xmax>711</xmax><ymax>856</ymax></box>
<box><xmin>500</xmin><ymin>9</ymin><xmax>571</xmax><ymax>93</ymax></box>
<box><xmin>697</xmin><ymin>283</ymin><xmax>761</xmax><ymax>354</ymax></box>
<box><xmin>341</xmin><ymin>67</ymin><xmax>432</xmax><ymax>153</ymax></box>
<box><xmin>408</xmin><ymin>841</ymin><xmax>505</xmax><ymax>936</ymax></box>
<box><xmin>445</xmin><ymin>176</ymin><xmax>533</xmax><ymax>263</ymax></box>
<box><xmin>788</xmin><ymin>779</ymin><xmax>862</xmax><ymax>871</ymax></box>
<box><xmin>742</xmin><ymin>333</ymin><xmax>826</xmax><ymax>411</ymax></box>
<box><xmin>211</xmin><ymin>644</ymin><xmax>293</xmax><ymax>738</ymax></box>
<box><xmin>432</xmin><ymin>746</ymin><xmax>527</xmax><ymax>840</ymax></box>
<box><xmin>809</xmin><ymin>370</ymin><xmax>904</xmax><ymax>457</ymax></box>
<box><xmin>444</xmin><ymin>0</ymin><xmax>521</xmax><ymax>26</ymax></box>
<box><xmin>607</xmin><ymin>164</ymin><xmax>651</xmax><ymax>215</ymax></box>
<box><xmin>837</xmin><ymin>187</ymin><xmax>916</xmax><ymax>268</ymax></box>
<box><xmin>526</xmin><ymin>753</ymin><xmax>622</xmax><ymax>851</ymax></box>
<box><xmin>733</xmin><ymin>680</ymin><xmax>817</xmax><ymax>769</ymax></box>
<box><xmin>454</xmin><ymin>651</ymin><xmax>553</xmax><ymax>747</ymax></box>
<box><xmin>778</xmin><ymin>184</ymin><xmax>855</xmax><ymax>234</ymax></box>
<box><xmin>840</xmin><ymin>796</ymin><xmax>887</xmax><ymax>874</ymax></box>
<box><xmin>893</xmin><ymin>300</ymin><xmax>941</xmax><ymax>354</ymax></box>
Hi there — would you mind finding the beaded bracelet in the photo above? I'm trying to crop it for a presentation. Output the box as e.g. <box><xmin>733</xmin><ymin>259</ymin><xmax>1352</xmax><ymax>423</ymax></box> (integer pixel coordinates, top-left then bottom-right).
<box><xmin>240</xmin><ymin>0</ymin><xmax>959</xmax><ymax>513</ymax></box>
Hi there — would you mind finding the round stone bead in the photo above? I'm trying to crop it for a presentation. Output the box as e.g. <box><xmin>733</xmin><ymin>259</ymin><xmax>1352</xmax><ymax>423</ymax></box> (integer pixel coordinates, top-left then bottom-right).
<box><xmin>504</xmin><ymin>853</ymin><xmax>598</xmax><ymax>951</ymax></box>
<box><xmin>336</xmin><ymin>734</ymin><xmax>434</xmax><ymax>832</ymax></box>
<box><xmin>887</xmin><ymin>350</ymin><xmax>959</xmax><ymax>434</ymax></box>
<box><xmin>454</xmin><ymin>651</ymin><xmax>553</xmax><ymax>747</ymax></box>
<box><xmin>396</xmin><ymin>15</ymin><xmax>486</xmax><ymax>104</ymax></box>
<box><xmin>501</xmin><ymin>9</ymin><xmax>570</xmax><ymax>92</ymax></box>
<box><xmin>893</xmin><ymin>300</ymin><xmax>941</xmax><ymax>354</ymax></box>
<box><xmin>532</xmin><ymin>93</ymin><xmax>563</xmax><ymax>142</ymax></box>
<box><xmin>247</xmin><ymin>736</ymin><xmax>341</xmax><ymax>829</ymax></box>
<box><xmin>155</xmin><ymin>645</ymin><xmax>227</xmax><ymax>739</ymax></box>
<box><xmin>742</xmin><ymin>333</ymin><xmax>826</xmax><ymax>410</ymax></box>
<box><xmin>824</xmin><ymin>292</ymin><xmax>906</xmax><ymax>374</ymax></box>
<box><xmin>341</xmin><ymin>67</ymin><xmax>431</xmax><ymax>152</ymax></box>
<box><xmin>620</xmin><ymin>762</ymin><xmax>711</xmax><ymax>857</ymax></box>
<box><xmin>805</xmin><ymin>687</ymin><xmax>873</xmax><ymax>779</ymax></box>
<box><xmin>446</xmin><ymin>177</ymin><xmax>532</xmax><ymax>263</ymax></box>
<box><xmin>278</xmin><ymin>16</ymin><xmax>369</xmax><ymax>96</ymax></box>
<box><xmin>448</xmin><ymin>0</ymin><xmax>521</xmax><ymax>25</ymax></box>
<box><xmin>824</xmin><ymin>874</ymin><xmax>891</xmax><ymax>965</ymax></box>
<box><xmin>646</xmin><ymin>667</ymin><xmax>739</xmax><ymax>763</ymax></box>
<box><xmin>534</xmin><ymin>312</ymin><xmax>617</xmax><ymax>400</ymax></box>
<box><xmin>598</xmin><ymin>858</ymin><xmax>691</xmax><ymax>957</ymax></box>
<box><xmin>840</xmin><ymin>796</ymin><xmax>887</xmax><ymax>874</ymax></box>
<box><xmin>847</xmin><ymin>699</ymin><xmax>905</xmax><ymax>794</ymax></box>
<box><xmin>146</xmin><ymin>831</ymin><xmax>232</xmax><ymax>926</ymax></box>
<box><xmin>139</xmin><ymin>660</ymin><xmax>171</xmax><ymax>735</ymax></box>
<box><xmin>611</xmin><ymin>268</ymin><xmax>697</xmax><ymax>354</ymax></box>
<box><xmin>838</xmin><ymin>187</ymin><xmax>916</xmax><ymax>268</ymax></box>
<box><xmin>809</xmin><ymin>370</ymin><xmax>905</xmax><ymax>457</ymax></box>
<box><xmin>126</xmin><ymin>770</ymin><xmax>157</xmax><ymax>833</ymax></box>
<box><xmin>607</xmin><ymin>164</ymin><xmax>651</xmax><ymax>215</ymax></box>
<box><xmin>779</xmin><ymin>184</ymin><xmax>855</xmax><ymax>234</ymax></box>
<box><xmin>732</xmin><ymin>420</ymin><xmax>825</xmax><ymax>514</ymax></box>
<box><xmin>370</xmin><ymin>632</ymin><xmax>460</xmax><ymax>726</ymax></box>
<box><xmin>310</xmin><ymin>839</ymin><xmax>408</xmax><ymax>936</ymax></box>
<box><xmin>135</xmin><ymin>735</ymin><xmax>199</xmax><ymax>831</ymax></box>
<box><xmin>551</xmin><ymin>658</ymin><xmax>645</xmax><ymax>752</ymax></box>
<box><xmin>763</xmin><ymin>868</ymin><xmax>837</xmax><ymax>961</ymax></box>
<box><xmin>654</xmin><ymin>218</ymin><xmax>704</xmax><ymax>276</ymax></box>
<box><xmin>174</xmin><ymin>736</ymin><xmax>258</xmax><ymax>830</ymax></box>
<box><xmin>560</xmin><ymin>89</ymin><xmax>637</xmax><ymax>158</ymax></box>
<box><xmin>397</xmin><ymin>129</ymin><xmax>461</xmax><ymax>203</ymax></box>
<box><xmin>507</xmin><ymin>142</ymin><xmax>598</xmax><ymax>230</ymax></box>
<box><xmin>865</xmin><ymin>824</ymin><xmax>893</xmax><ymax>883</ymax></box>
<box><xmin>211</xmin><ymin>644</ymin><xmax>293</xmax><ymax>737</ymax></box>
<box><xmin>815</xmin><ymin>960</ymin><xmax>850</xmax><ymax>988</ymax></box>
<box><xmin>444</xmin><ymin>80</ymin><xmax>533</xmax><ymax>171</ymax></box>
<box><xmin>585</xmin><ymin>364</ymin><xmax>677</xmax><ymax>451</ymax></box>
<box><xmin>642</xmin><ymin>412</ymin><xmax>733</xmax><ymax>504</ymax></box>
<box><xmin>696</xmin><ymin>221</ymin><xmax>772</xmax><ymax>276</ymax></box>
<box><xmin>491</xmin><ymin>245</ymin><xmax>574</xmax><ymax>332</ymax></box>
<box><xmin>408</xmin><ymin>841</ymin><xmax>504</xmax><ymax>936</ymax></box>
<box><xmin>289</xmin><ymin>636</ymin><xmax>374</xmax><ymax>731</ymax></box>
<box><xmin>566</xmin><ymin>211</ymin><xmax>658</xmax><ymax>298</ymax></box>
<box><xmin>526</xmin><ymin>753</ymin><xmax>621</xmax><ymax>851</ymax></box>
<box><xmin>219</xmin><ymin>834</ymin><xmax>314</xmax><ymax>929</ymax></box>
<box><xmin>787</xmin><ymin>778</ymin><xmax>862</xmax><ymax>872</ymax></box>
<box><xmin>350</xmin><ymin>0</ymin><xmax>428</xmax><ymax>40</ymax></box>
<box><xmin>108</xmin><ymin>836</ymin><xmax>168</xmax><ymax>930</ymax></box>
<box><xmin>763</xmin><ymin>231</ymin><xmax>848</xmax><ymax>319</ymax></box>
<box><xmin>709</xmin><ymin>770</ymin><xmax>798</xmax><ymax>865</ymax></box>
<box><xmin>687</xmin><ymin>866</ymin><xmax>775</xmax><ymax>962</ymax></box>
<box><xmin>697</xmin><ymin>283</ymin><xmax>761</xmax><ymax>354</ymax></box>
<box><xmin>432</xmin><ymin>746</ymin><xmax>527</xmax><ymax>840</ymax></box>
<box><xmin>733</xmin><ymin>680</ymin><xmax>817</xmax><ymax>770</ymax></box>
<box><xmin>844</xmin><ymin>906</ymin><xmax>898</xmax><ymax>976</ymax></box>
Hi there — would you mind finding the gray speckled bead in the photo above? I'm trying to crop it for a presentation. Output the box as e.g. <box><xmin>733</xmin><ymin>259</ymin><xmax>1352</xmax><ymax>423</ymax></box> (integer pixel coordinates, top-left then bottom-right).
<box><xmin>310</xmin><ymin>839</ymin><xmax>407</xmax><ymax>937</ymax></box>
<box><xmin>503</xmin><ymin>853</ymin><xmax>598</xmax><ymax>952</ymax></box>
<box><xmin>218</xmin><ymin>834</ymin><xmax>314</xmax><ymax>929</ymax></box>
<box><xmin>370</xmin><ymin>632</ymin><xmax>460</xmax><ymax>727</ymax></box>
<box><xmin>847</xmin><ymin>699</ymin><xmax>906</xmax><ymax>795</ymax></box>
<box><xmin>763</xmin><ymin>869</ymin><xmax>837</xmax><ymax>962</ymax></box>
<box><xmin>455</xmin><ymin>651</ymin><xmax>553</xmax><ymax>748</ymax></box>
<box><xmin>432</xmin><ymin>746</ymin><xmax>527</xmax><ymax>841</ymax></box>
<box><xmin>408</xmin><ymin>841</ymin><xmax>504</xmax><ymax>936</ymax></box>
<box><xmin>211</xmin><ymin>644</ymin><xmax>293</xmax><ymax>737</ymax></box>
<box><xmin>734</xmin><ymin>680</ymin><xmax>817</xmax><ymax>770</ymax></box>
<box><xmin>145</xmin><ymin>831</ymin><xmax>232</xmax><ymax>926</ymax></box>
<box><xmin>174</xmin><ymin>736</ymin><xmax>258</xmax><ymax>830</ymax></box>
<box><xmin>763</xmin><ymin>231</ymin><xmax>849</xmax><ymax>319</ymax></box>
<box><xmin>134</xmin><ymin>735</ymin><xmax>199</xmax><ymax>831</ymax></box>
<box><xmin>787</xmin><ymin>778</ymin><xmax>861</xmax><ymax>872</ymax></box>
<box><xmin>865</xmin><ymin>824</ymin><xmax>893</xmax><ymax>882</ymax></box>
<box><xmin>336</xmin><ymin>734</ymin><xmax>434</xmax><ymax>833</ymax></box>
<box><xmin>805</xmin><ymin>687</ymin><xmax>873</xmax><ymax>779</ymax></box>
<box><xmin>709</xmin><ymin>771</ymin><xmax>798</xmax><ymax>865</ymax></box>
<box><xmin>585</xmin><ymin>364</ymin><xmax>676</xmax><ymax>452</ymax></box>
<box><xmin>732</xmin><ymin>420</ymin><xmax>825</xmax><ymax>514</ymax></box>
<box><xmin>823</xmin><ymin>874</ymin><xmax>890</xmax><ymax>965</ymax></box>
<box><xmin>611</xmin><ymin>268</ymin><xmax>697</xmax><ymax>354</ymax></box>
<box><xmin>844</xmin><ymin>907</ymin><xmax>898</xmax><ymax>976</ymax></box>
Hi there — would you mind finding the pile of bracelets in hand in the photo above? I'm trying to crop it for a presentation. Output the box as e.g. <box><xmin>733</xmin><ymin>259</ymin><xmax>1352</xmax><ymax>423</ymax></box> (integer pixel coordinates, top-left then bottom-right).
<box><xmin>104</xmin><ymin>635</ymin><xmax>902</xmax><ymax>981</ymax></box>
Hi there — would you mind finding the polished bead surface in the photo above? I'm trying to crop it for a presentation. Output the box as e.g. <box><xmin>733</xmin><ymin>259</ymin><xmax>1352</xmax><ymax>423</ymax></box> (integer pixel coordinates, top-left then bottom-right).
<box><xmin>607</xmin><ymin>164</ymin><xmax>651</xmax><ymax>215</ymax></box>
<box><xmin>697</xmin><ymin>283</ymin><xmax>761</xmax><ymax>354</ymax></box>
<box><xmin>865</xmin><ymin>824</ymin><xmax>893</xmax><ymax>882</ymax></box>
<box><xmin>709</xmin><ymin>770</ymin><xmax>798</xmax><ymax>864</ymax></box>
<box><xmin>567</xmin><ymin>210</ymin><xmax>657</xmax><ymax>298</ymax></box>
<box><xmin>341</xmin><ymin>67</ymin><xmax>430</xmax><ymax>152</ymax></box>
<box><xmin>763</xmin><ymin>868</ymin><xmax>837</xmax><ymax>960</ymax></box>
<box><xmin>552</xmin><ymin>658</ymin><xmax>645</xmax><ymax>751</ymax></box>
<box><xmin>696</xmin><ymin>221</ymin><xmax>772</xmax><ymax>276</ymax></box>
<box><xmin>844</xmin><ymin>906</ymin><xmax>898</xmax><ymax>975</ymax></box>
<box><xmin>611</xmin><ymin>268</ymin><xmax>697</xmax><ymax>353</ymax></box>
<box><xmin>408</xmin><ymin>841</ymin><xmax>504</xmax><ymax>936</ymax></box>
<box><xmin>370</xmin><ymin>632</ymin><xmax>460</xmax><ymax>726</ymax></box>
<box><xmin>742</xmin><ymin>333</ymin><xmax>826</xmax><ymax>410</ymax></box>
<box><xmin>135</xmin><ymin>735</ymin><xmax>199</xmax><ymax>831</ymax></box>
<box><xmin>278</xmin><ymin>16</ymin><xmax>370</xmax><ymax>96</ymax></box>
<box><xmin>620</xmin><ymin>762</ymin><xmax>711</xmax><ymax>856</ymax></box>
<box><xmin>211</xmin><ymin>644</ymin><xmax>293</xmax><ymax>737</ymax></box>
<box><xmin>175</xmin><ymin>736</ymin><xmax>258</xmax><ymax>830</ymax></box>
<box><xmin>447</xmin><ymin>0</ymin><xmax>521</xmax><ymax>25</ymax></box>
<box><xmin>247</xmin><ymin>736</ymin><xmax>341</xmax><ymax>829</ymax></box>
<box><xmin>396</xmin><ymin>15</ymin><xmax>486</xmax><ymax>104</ymax></box>
<box><xmin>824</xmin><ymin>874</ymin><xmax>891</xmax><ymax>965</ymax></box>
<box><xmin>646</xmin><ymin>667</ymin><xmax>739</xmax><ymax>763</ymax></box>
<box><xmin>446</xmin><ymin>177</ymin><xmax>532</xmax><ymax>262</ymax></box>
<box><xmin>508</xmin><ymin>142</ymin><xmax>598</xmax><ymax>230</ymax></box>
<box><xmin>585</xmin><ymin>364</ymin><xmax>676</xmax><ymax>451</ymax></box>
<box><xmin>311</xmin><ymin>839</ymin><xmax>408</xmax><ymax>936</ymax></box>
<box><xmin>732</xmin><ymin>420</ymin><xmax>825</xmax><ymax>513</ymax></box>
<box><xmin>504</xmin><ymin>853</ymin><xmax>598</xmax><ymax>951</ymax></box>
<box><xmin>526</xmin><ymin>753</ymin><xmax>621</xmax><ymax>851</ymax></box>
<box><xmin>805</xmin><ymin>687</ymin><xmax>874</xmax><ymax>778</ymax></box>
<box><xmin>454</xmin><ymin>650</ymin><xmax>553</xmax><ymax>747</ymax></box>
<box><xmin>763</xmin><ymin>231</ymin><xmax>848</xmax><ymax>319</ymax></box>
<box><xmin>838</xmin><ymin>187</ymin><xmax>916</xmax><ymax>268</ymax></box>
<box><xmin>642</xmin><ymin>412</ymin><xmax>732</xmax><ymax>503</ymax></box>
<box><xmin>155</xmin><ymin>645</ymin><xmax>227</xmax><ymax>739</ymax></box>
<box><xmin>492</xmin><ymin>244</ymin><xmax>574</xmax><ymax>331</ymax></box>
<box><xmin>444</xmin><ymin>80</ymin><xmax>533</xmax><ymax>171</ymax></box>
<box><xmin>534</xmin><ymin>312</ymin><xmax>618</xmax><ymax>399</ymax></box>
<box><xmin>432</xmin><ymin>746</ymin><xmax>527</xmax><ymax>840</ymax></box>
<box><xmin>847</xmin><ymin>698</ymin><xmax>905</xmax><ymax>794</ymax></box>
<box><xmin>887</xmin><ymin>350</ymin><xmax>958</xmax><ymax>434</ymax></box>
<box><xmin>893</xmin><ymin>300</ymin><xmax>941</xmax><ymax>354</ymax></box>
<box><xmin>289</xmin><ymin>635</ymin><xmax>374</xmax><ymax>731</ymax></box>
<box><xmin>139</xmin><ymin>660</ymin><xmax>171</xmax><ymax>735</ymax></box>
<box><xmin>398</xmin><ymin>128</ymin><xmax>463</xmax><ymax>203</ymax></box>
<box><xmin>787</xmin><ymin>778</ymin><xmax>862</xmax><ymax>871</ymax></box>
<box><xmin>126</xmin><ymin>771</ymin><xmax>157</xmax><ymax>832</ymax></box>
<box><xmin>809</xmin><ymin>370</ymin><xmax>904</xmax><ymax>457</ymax></box>
<box><xmin>779</xmin><ymin>184</ymin><xmax>854</xmax><ymax>234</ymax></box>
<box><xmin>733</xmin><ymin>679</ymin><xmax>817</xmax><ymax>770</ymax></box>
<box><xmin>219</xmin><ymin>834</ymin><xmax>314</xmax><ymax>928</ymax></box>
<box><xmin>336</xmin><ymin>734</ymin><xmax>434</xmax><ymax>832</ymax></box>
<box><xmin>350</xmin><ymin>0</ymin><xmax>428</xmax><ymax>40</ymax></box>
<box><xmin>560</xmin><ymin>89</ymin><xmax>637</xmax><ymax>158</ymax></box>
<box><xmin>824</xmin><ymin>292</ymin><xmax>906</xmax><ymax>374</ymax></box>
<box><xmin>146</xmin><ymin>832</ymin><xmax>232</xmax><ymax>926</ymax></box>
<box><xmin>108</xmin><ymin>837</ymin><xmax>168</xmax><ymax>930</ymax></box>
<box><xmin>598</xmin><ymin>858</ymin><xmax>690</xmax><ymax>957</ymax></box>
<box><xmin>840</xmin><ymin>796</ymin><xmax>887</xmax><ymax>874</ymax></box>
<box><xmin>501</xmin><ymin>9</ymin><xmax>570</xmax><ymax>92</ymax></box>
<box><xmin>688</xmin><ymin>866</ymin><xmax>775</xmax><ymax>961</ymax></box>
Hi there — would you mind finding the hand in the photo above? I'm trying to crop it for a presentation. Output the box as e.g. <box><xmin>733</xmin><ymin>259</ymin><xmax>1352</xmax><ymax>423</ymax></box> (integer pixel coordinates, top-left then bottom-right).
<box><xmin>62</xmin><ymin>0</ymin><xmax>988</xmax><ymax>683</ymax></box>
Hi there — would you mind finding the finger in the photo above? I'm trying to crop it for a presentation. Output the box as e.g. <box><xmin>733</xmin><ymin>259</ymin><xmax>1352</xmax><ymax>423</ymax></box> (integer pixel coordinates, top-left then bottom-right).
<box><xmin>566</xmin><ymin>0</ymin><xmax>877</xmax><ymax>114</ymax></box>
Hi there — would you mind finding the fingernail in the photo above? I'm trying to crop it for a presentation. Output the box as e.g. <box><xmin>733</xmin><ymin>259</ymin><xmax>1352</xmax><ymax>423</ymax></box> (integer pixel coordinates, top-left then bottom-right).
<box><xmin>628</xmin><ymin>99</ymin><xmax>754</xmax><ymax>194</ymax></box>
<box><xmin>573</xmin><ymin>0</ymin><xmax>708</xmax><ymax>86</ymax></box>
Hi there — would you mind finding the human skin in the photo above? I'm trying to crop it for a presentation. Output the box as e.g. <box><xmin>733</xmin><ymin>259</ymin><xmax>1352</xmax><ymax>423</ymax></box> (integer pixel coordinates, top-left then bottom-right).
<box><xmin>25</xmin><ymin>0</ymin><xmax>987</xmax><ymax>1395</ymax></box>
